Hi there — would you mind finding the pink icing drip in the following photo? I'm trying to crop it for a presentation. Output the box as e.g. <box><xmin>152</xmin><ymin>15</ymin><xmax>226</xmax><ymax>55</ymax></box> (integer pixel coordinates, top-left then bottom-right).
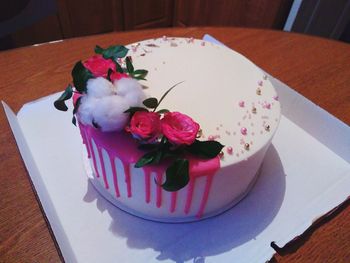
<box><xmin>108</xmin><ymin>153</ymin><xmax>120</xmax><ymax>197</ymax></box>
<box><xmin>184</xmin><ymin>179</ymin><xmax>195</xmax><ymax>214</ymax></box>
<box><xmin>78</xmin><ymin>123</ymin><xmax>221</xmax><ymax>218</ymax></box>
<box><xmin>170</xmin><ymin>192</ymin><xmax>177</xmax><ymax>213</ymax></box>
<box><xmin>144</xmin><ymin>170</ymin><xmax>151</xmax><ymax>203</ymax></box>
<box><xmin>196</xmin><ymin>174</ymin><xmax>214</xmax><ymax>218</ymax></box>
<box><xmin>122</xmin><ymin>162</ymin><xmax>132</xmax><ymax>197</ymax></box>
<box><xmin>89</xmin><ymin>139</ymin><xmax>100</xmax><ymax>178</ymax></box>
<box><xmin>98</xmin><ymin>148</ymin><xmax>109</xmax><ymax>189</ymax></box>
<box><xmin>156</xmin><ymin>172</ymin><xmax>163</xmax><ymax>208</ymax></box>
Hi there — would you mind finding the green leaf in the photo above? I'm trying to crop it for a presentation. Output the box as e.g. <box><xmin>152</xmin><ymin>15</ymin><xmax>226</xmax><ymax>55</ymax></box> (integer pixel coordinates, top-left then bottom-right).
<box><xmin>95</xmin><ymin>45</ymin><xmax>129</xmax><ymax>59</ymax></box>
<box><xmin>132</xmin><ymin>69</ymin><xmax>148</xmax><ymax>80</ymax></box>
<box><xmin>124</xmin><ymin>107</ymin><xmax>148</xmax><ymax>115</ymax></box>
<box><xmin>156</xmin><ymin>109</ymin><xmax>170</xmax><ymax>114</ymax></box>
<box><xmin>138</xmin><ymin>143</ymin><xmax>158</xmax><ymax>151</ymax></box>
<box><xmin>125</xmin><ymin>56</ymin><xmax>134</xmax><ymax>73</ymax></box>
<box><xmin>143</xmin><ymin>97</ymin><xmax>158</xmax><ymax>108</ymax></box>
<box><xmin>72</xmin><ymin>96</ymin><xmax>82</xmax><ymax>126</ymax></box>
<box><xmin>115</xmin><ymin>61</ymin><xmax>124</xmax><ymax>73</ymax></box>
<box><xmin>107</xmin><ymin>68</ymin><xmax>113</xmax><ymax>81</ymax></box>
<box><xmin>54</xmin><ymin>84</ymin><xmax>73</xmax><ymax>111</ymax></box>
<box><xmin>71</xmin><ymin>61</ymin><xmax>93</xmax><ymax>93</ymax></box>
<box><xmin>94</xmin><ymin>45</ymin><xmax>104</xmax><ymax>54</ymax></box>
<box><xmin>135</xmin><ymin>151</ymin><xmax>162</xmax><ymax>168</ymax></box>
<box><xmin>162</xmin><ymin>159</ymin><xmax>190</xmax><ymax>191</ymax></box>
<box><xmin>187</xmin><ymin>140</ymin><xmax>224</xmax><ymax>159</ymax></box>
<box><xmin>72</xmin><ymin>116</ymin><xmax>77</xmax><ymax>126</ymax></box>
<box><xmin>154</xmin><ymin>81</ymin><xmax>184</xmax><ymax>111</ymax></box>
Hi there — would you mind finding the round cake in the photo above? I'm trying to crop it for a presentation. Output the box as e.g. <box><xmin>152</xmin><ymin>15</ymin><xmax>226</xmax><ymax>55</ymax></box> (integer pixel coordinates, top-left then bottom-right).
<box><xmin>56</xmin><ymin>37</ymin><xmax>281</xmax><ymax>222</ymax></box>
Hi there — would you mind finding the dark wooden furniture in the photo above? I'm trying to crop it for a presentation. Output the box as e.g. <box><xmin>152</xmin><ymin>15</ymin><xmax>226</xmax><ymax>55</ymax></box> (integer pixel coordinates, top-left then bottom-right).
<box><xmin>3</xmin><ymin>0</ymin><xmax>293</xmax><ymax>48</ymax></box>
<box><xmin>0</xmin><ymin>27</ymin><xmax>349</xmax><ymax>262</ymax></box>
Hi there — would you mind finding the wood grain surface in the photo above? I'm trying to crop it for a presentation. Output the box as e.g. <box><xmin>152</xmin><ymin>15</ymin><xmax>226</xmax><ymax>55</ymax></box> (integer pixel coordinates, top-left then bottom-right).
<box><xmin>0</xmin><ymin>27</ymin><xmax>349</xmax><ymax>263</ymax></box>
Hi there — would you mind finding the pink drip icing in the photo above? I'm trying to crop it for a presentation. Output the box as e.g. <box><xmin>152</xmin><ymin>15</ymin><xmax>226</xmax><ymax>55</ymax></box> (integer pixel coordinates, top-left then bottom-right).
<box><xmin>196</xmin><ymin>174</ymin><xmax>214</xmax><ymax>218</ymax></box>
<box><xmin>184</xmin><ymin>179</ymin><xmax>195</xmax><ymax>214</ymax></box>
<box><xmin>78</xmin><ymin>122</ymin><xmax>221</xmax><ymax>218</ymax></box>
<box><xmin>108</xmin><ymin>153</ymin><xmax>120</xmax><ymax>197</ymax></box>
<box><xmin>170</xmin><ymin>192</ymin><xmax>177</xmax><ymax>213</ymax></box>
<box><xmin>98</xmin><ymin>148</ymin><xmax>109</xmax><ymax>189</ymax></box>
<box><xmin>144</xmin><ymin>170</ymin><xmax>151</xmax><ymax>203</ymax></box>
<box><xmin>156</xmin><ymin>172</ymin><xmax>163</xmax><ymax>208</ymax></box>
<box><xmin>122</xmin><ymin>162</ymin><xmax>132</xmax><ymax>197</ymax></box>
<box><xmin>89</xmin><ymin>139</ymin><xmax>100</xmax><ymax>178</ymax></box>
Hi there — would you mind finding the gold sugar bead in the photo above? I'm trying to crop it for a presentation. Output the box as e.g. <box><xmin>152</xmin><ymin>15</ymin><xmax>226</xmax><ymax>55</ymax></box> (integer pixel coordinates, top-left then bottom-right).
<box><xmin>244</xmin><ymin>143</ymin><xmax>250</xmax><ymax>150</ymax></box>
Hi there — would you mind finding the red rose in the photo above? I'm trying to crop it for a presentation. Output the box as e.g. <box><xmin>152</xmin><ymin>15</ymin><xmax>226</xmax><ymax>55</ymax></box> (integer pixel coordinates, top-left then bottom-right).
<box><xmin>110</xmin><ymin>72</ymin><xmax>129</xmax><ymax>82</ymax></box>
<box><xmin>161</xmin><ymin>112</ymin><xmax>200</xmax><ymax>145</ymax></box>
<box><xmin>127</xmin><ymin>111</ymin><xmax>161</xmax><ymax>142</ymax></box>
<box><xmin>83</xmin><ymin>55</ymin><xmax>116</xmax><ymax>78</ymax></box>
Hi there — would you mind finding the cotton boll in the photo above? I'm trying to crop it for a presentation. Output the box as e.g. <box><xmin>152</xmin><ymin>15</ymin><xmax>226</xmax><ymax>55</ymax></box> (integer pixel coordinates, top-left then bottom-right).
<box><xmin>92</xmin><ymin>95</ymin><xmax>130</xmax><ymax>132</ymax></box>
<box><xmin>114</xmin><ymin>77</ymin><xmax>146</xmax><ymax>106</ymax></box>
<box><xmin>77</xmin><ymin>96</ymin><xmax>99</xmax><ymax>126</ymax></box>
<box><xmin>87</xmin><ymin>77</ymin><xmax>114</xmax><ymax>98</ymax></box>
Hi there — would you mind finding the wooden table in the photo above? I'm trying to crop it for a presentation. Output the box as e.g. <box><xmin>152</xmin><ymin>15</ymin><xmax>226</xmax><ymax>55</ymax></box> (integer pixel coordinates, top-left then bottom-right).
<box><xmin>0</xmin><ymin>27</ymin><xmax>349</xmax><ymax>262</ymax></box>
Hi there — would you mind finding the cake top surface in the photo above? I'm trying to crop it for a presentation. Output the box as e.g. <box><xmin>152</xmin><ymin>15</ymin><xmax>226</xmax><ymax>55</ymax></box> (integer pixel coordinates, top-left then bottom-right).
<box><xmin>128</xmin><ymin>37</ymin><xmax>281</xmax><ymax>166</ymax></box>
<box><xmin>54</xmin><ymin>37</ymin><xmax>281</xmax><ymax>191</ymax></box>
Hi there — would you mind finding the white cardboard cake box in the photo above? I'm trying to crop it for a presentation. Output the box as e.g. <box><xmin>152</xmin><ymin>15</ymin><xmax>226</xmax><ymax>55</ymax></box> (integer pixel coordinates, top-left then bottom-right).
<box><xmin>2</xmin><ymin>35</ymin><xmax>350</xmax><ymax>263</ymax></box>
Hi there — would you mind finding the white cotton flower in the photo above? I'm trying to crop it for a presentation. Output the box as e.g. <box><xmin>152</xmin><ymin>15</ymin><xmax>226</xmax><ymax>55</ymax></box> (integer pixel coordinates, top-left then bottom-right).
<box><xmin>87</xmin><ymin>77</ymin><xmax>114</xmax><ymax>98</ymax></box>
<box><xmin>77</xmin><ymin>95</ymin><xmax>99</xmax><ymax>126</ymax></box>
<box><xmin>91</xmin><ymin>95</ymin><xmax>130</xmax><ymax>132</ymax></box>
<box><xmin>114</xmin><ymin>77</ymin><xmax>146</xmax><ymax>106</ymax></box>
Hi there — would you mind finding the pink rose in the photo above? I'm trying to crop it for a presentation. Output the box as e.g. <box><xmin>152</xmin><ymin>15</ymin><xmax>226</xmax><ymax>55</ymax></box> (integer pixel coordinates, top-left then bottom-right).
<box><xmin>161</xmin><ymin>112</ymin><xmax>200</xmax><ymax>145</ymax></box>
<box><xmin>110</xmin><ymin>72</ymin><xmax>129</xmax><ymax>82</ymax></box>
<box><xmin>127</xmin><ymin>111</ymin><xmax>161</xmax><ymax>142</ymax></box>
<box><xmin>83</xmin><ymin>55</ymin><xmax>116</xmax><ymax>78</ymax></box>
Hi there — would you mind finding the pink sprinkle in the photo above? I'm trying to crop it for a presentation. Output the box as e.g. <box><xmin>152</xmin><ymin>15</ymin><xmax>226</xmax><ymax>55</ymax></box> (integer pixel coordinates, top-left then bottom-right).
<box><xmin>265</xmin><ymin>103</ymin><xmax>271</xmax><ymax>109</ymax></box>
<box><xmin>201</xmin><ymin>41</ymin><xmax>206</xmax><ymax>46</ymax></box>
<box><xmin>241</xmin><ymin>127</ymin><xmax>247</xmax><ymax>135</ymax></box>
<box><xmin>258</xmin><ymin>80</ymin><xmax>263</xmax><ymax>86</ymax></box>
<box><xmin>227</xmin><ymin>147</ymin><xmax>233</xmax><ymax>154</ymax></box>
<box><xmin>238</xmin><ymin>101</ymin><xmax>245</xmax><ymax>107</ymax></box>
<box><xmin>273</xmin><ymin>95</ymin><xmax>279</xmax><ymax>101</ymax></box>
<box><xmin>131</xmin><ymin>45</ymin><xmax>137</xmax><ymax>52</ymax></box>
<box><xmin>208</xmin><ymin>135</ymin><xmax>215</xmax><ymax>141</ymax></box>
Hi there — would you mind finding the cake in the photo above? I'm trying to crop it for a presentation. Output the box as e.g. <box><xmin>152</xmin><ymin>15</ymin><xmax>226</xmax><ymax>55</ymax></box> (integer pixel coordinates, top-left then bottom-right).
<box><xmin>54</xmin><ymin>37</ymin><xmax>281</xmax><ymax>222</ymax></box>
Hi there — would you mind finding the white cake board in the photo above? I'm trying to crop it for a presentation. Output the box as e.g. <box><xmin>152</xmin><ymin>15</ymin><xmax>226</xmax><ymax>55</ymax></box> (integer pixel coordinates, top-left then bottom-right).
<box><xmin>2</xmin><ymin>35</ymin><xmax>350</xmax><ymax>263</ymax></box>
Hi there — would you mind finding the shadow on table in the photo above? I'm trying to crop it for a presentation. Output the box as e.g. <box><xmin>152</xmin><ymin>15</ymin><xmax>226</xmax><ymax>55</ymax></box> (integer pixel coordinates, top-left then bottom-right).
<box><xmin>84</xmin><ymin>144</ymin><xmax>286</xmax><ymax>263</ymax></box>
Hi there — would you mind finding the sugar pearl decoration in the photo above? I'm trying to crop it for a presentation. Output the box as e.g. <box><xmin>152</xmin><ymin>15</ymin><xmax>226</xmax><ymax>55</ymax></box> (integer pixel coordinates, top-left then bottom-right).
<box><xmin>227</xmin><ymin>146</ymin><xmax>233</xmax><ymax>154</ymax></box>
<box><xmin>265</xmin><ymin>124</ymin><xmax>270</xmax><ymax>131</ymax></box>
<box><xmin>256</xmin><ymin>88</ymin><xmax>261</xmax><ymax>95</ymax></box>
<box><xmin>238</xmin><ymin>101</ymin><xmax>245</xmax><ymax>107</ymax></box>
<box><xmin>263</xmin><ymin>75</ymin><xmax>268</xmax><ymax>80</ymax></box>
<box><xmin>219</xmin><ymin>151</ymin><xmax>224</xmax><ymax>158</ymax></box>
<box><xmin>208</xmin><ymin>135</ymin><xmax>215</xmax><ymax>141</ymax></box>
<box><xmin>201</xmin><ymin>41</ymin><xmax>206</xmax><ymax>46</ymax></box>
<box><xmin>162</xmin><ymin>35</ymin><xmax>167</xmax><ymax>41</ymax></box>
<box><xmin>252</xmin><ymin>106</ymin><xmax>257</xmax><ymax>114</ymax></box>
<box><xmin>241</xmin><ymin>127</ymin><xmax>247</xmax><ymax>135</ymax></box>
<box><xmin>258</xmin><ymin>80</ymin><xmax>263</xmax><ymax>86</ymax></box>
<box><xmin>244</xmin><ymin>143</ymin><xmax>250</xmax><ymax>150</ymax></box>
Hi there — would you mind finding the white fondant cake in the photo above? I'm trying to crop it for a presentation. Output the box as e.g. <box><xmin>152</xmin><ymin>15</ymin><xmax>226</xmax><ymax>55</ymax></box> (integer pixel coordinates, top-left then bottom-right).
<box><xmin>78</xmin><ymin>37</ymin><xmax>281</xmax><ymax>222</ymax></box>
